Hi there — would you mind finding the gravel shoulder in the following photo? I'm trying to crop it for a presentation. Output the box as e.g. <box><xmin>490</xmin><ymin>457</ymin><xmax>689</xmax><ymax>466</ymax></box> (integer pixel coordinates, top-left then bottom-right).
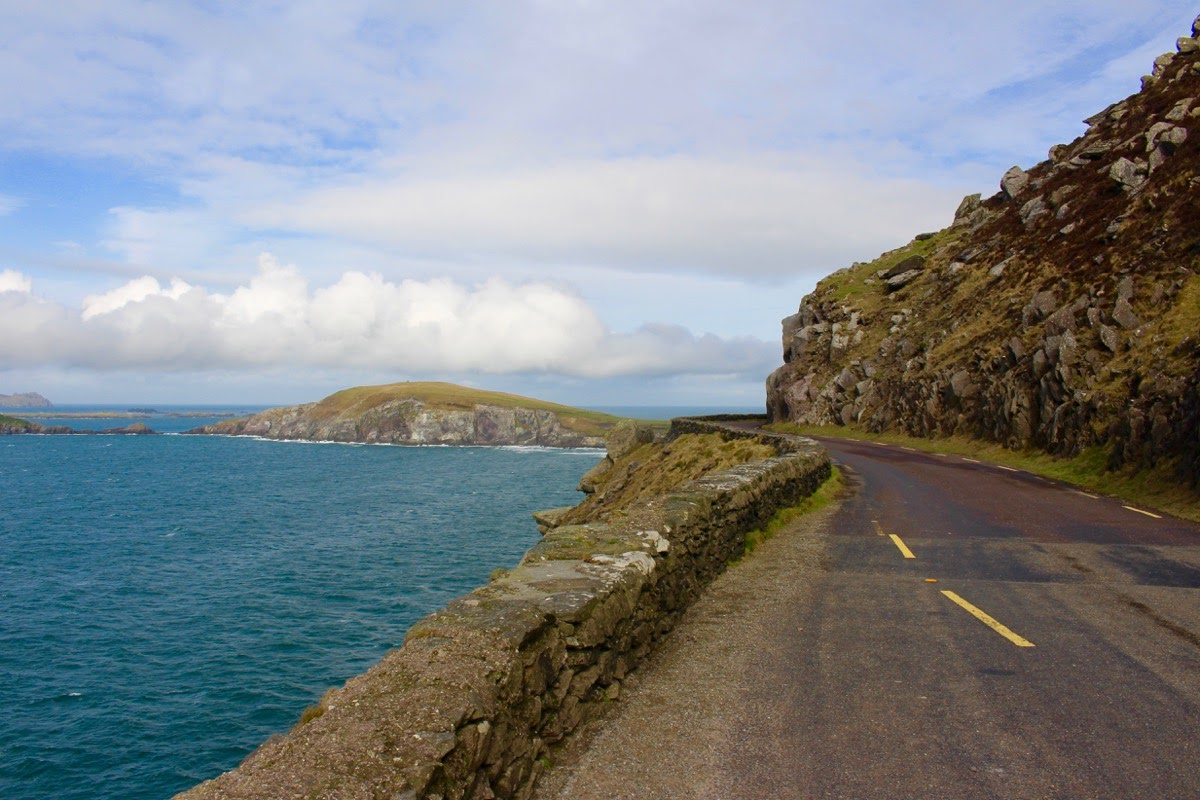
<box><xmin>533</xmin><ymin>501</ymin><xmax>840</xmax><ymax>799</ymax></box>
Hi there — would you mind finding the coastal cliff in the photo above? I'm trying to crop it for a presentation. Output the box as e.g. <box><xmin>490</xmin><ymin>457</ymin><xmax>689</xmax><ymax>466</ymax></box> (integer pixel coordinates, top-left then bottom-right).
<box><xmin>186</xmin><ymin>382</ymin><xmax>621</xmax><ymax>448</ymax></box>
<box><xmin>768</xmin><ymin>20</ymin><xmax>1200</xmax><ymax>489</ymax></box>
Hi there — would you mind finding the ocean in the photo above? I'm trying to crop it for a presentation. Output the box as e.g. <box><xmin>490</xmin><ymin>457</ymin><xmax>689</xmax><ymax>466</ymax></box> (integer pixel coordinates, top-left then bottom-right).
<box><xmin>0</xmin><ymin>408</ymin><xmax>606</xmax><ymax>800</ymax></box>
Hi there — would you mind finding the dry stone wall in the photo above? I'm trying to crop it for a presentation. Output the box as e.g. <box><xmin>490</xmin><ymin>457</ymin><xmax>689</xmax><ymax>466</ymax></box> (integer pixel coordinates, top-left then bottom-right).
<box><xmin>176</xmin><ymin>419</ymin><xmax>829</xmax><ymax>800</ymax></box>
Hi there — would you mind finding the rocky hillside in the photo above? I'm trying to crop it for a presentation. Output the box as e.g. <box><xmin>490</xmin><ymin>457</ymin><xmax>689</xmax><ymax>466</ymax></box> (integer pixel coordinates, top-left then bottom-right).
<box><xmin>767</xmin><ymin>20</ymin><xmax>1200</xmax><ymax>487</ymax></box>
<box><xmin>186</xmin><ymin>382</ymin><xmax>621</xmax><ymax>447</ymax></box>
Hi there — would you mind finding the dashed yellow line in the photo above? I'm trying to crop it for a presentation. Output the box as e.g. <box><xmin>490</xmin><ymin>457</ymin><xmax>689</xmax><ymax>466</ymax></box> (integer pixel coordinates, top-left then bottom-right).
<box><xmin>872</xmin><ymin>520</ymin><xmax>885</xmax><ymax>536</ymax></box>
<box><xmin>889</xmin><ymin>534</ymin><xmax>916</xmax><ymax>559</ymax></box>
<box><xmin>941</xmin><ymin>591</ymin><xmax>1035</xmax><ymax>648</ymax></box>
<box><xmin>1124</xmin><ymin>505</ymin><xmax>1162</xmax><ymax>519</ymax></box>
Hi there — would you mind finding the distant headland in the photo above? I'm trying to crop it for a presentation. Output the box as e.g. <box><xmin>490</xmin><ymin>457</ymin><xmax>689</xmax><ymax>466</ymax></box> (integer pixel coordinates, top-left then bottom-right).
<box><xmin>186</xmin><ymin>381</ymin><xmax>626</xmax><ymax>447</ymax></box>
<box><xmin>0</xmin><ymin>392</ymin><xmax>52</xmax><ymax>408</ymax></box>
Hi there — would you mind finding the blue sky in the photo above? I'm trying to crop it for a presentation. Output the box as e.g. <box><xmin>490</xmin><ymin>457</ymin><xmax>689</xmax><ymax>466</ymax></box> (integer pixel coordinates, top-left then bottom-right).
<box><xmin>0</xmin><ymin>1</ymin><xmax>1195</xmax><ymax>407</ymax></box>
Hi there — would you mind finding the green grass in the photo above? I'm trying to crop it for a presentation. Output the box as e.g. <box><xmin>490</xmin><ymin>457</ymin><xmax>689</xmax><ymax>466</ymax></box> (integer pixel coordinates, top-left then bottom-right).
<box><xmin>560</xmin><ymin>433</ymin><xmax>779</xmax><ymax>526</ymax></box>
<box><xmin>740</xmin><ymin>467</ymin><xmax>843</xmax><ymax>558</ymax></box>
<box><xmin>0</xmin><ymin>414</ymin><xmax>33</xmax><ymax>429</ymax></box>
<box><xmin>769</xmin><ymin>423</ymin><xmax>1200</xmax><ymax>523</ymax></box>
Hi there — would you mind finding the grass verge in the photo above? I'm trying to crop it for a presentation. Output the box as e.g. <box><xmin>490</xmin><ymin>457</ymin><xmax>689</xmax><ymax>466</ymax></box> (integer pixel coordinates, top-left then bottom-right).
<box><xmin>769</xmin><ymin>423</ymin><xmax>1200</xmax><ymax>523</ymax></box>
<box><xmin>739</xmin><ymin>467</ymin><xmax>843</xmax><ymax>559</ymax></box>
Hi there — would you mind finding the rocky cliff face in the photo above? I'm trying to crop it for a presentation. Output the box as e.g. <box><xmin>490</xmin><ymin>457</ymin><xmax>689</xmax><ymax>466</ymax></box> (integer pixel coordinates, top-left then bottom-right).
<box><xmin>768</xmin><ymin>20</ymin><xmax>1200</xmax><ymax>487</ymax></box>
<box><xmin>189</xmin><ymin>393</ymin><xmax>610</xmax><ymax>448</ymax></box>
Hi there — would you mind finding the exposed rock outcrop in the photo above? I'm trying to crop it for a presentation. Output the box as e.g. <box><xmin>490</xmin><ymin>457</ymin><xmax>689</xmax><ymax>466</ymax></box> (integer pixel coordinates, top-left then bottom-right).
<box><xmin>768</xmin><ymin>22</ymin><xmax>1200</xmax><ymax>488</ymax></box>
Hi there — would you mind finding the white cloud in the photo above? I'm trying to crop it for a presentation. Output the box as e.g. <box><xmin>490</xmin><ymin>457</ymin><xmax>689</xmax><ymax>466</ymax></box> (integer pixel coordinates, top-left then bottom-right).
<box><xmin>82</xmin><ymin>275</ymin><xmax>192</xmax><ymax>320</ymax></box>
<box><xmin>0</xmin><ymin>254</ymin><xmax>773</xmax><ymax>379</ymax></box>
<box><xmin>0</xmin><ymin>269</ymin><xmax>33</xmax><ymax>293</ymax></box>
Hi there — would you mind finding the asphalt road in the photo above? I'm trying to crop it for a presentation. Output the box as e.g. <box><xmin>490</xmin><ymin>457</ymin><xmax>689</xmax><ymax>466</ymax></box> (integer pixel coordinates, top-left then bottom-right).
<box><xmin>537</xmin><ymin>436</ymin><xmax>1200</xmax><ymax>800</ymax></box>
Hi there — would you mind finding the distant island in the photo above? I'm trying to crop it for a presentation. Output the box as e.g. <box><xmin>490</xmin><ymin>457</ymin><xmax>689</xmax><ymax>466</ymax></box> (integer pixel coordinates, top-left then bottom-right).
<box><xmin>0</xmin><ymin>415</ymin><xmax>156</xmax><ymax>436</ymax></box>
<box><xmin>186</xmin><ymin>381</ymin><xmax>625</xmax><ymax>447</ymax></box>
<box><xmin>0</xmin><ymin>392</ymin><xmax>52</xmax><ymax>408</ymax></box>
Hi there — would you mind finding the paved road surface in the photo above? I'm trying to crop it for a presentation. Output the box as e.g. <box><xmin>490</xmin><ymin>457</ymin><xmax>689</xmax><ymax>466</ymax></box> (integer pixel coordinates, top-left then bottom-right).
<box><xmin>536</xmin><ymin>436</ymin><xmax>1200</xmax><ymax>800</ymax></box>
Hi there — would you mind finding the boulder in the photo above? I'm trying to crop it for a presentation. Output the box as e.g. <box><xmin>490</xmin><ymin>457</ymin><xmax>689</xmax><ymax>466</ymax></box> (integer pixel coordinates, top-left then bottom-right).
<box><xmin>577</xmin><ymin>458</ymin><xmax>612</xmax><ymax>494</ymax></box>
<box><xmin>952</xmin><ymin>193</ymin><xmax>983</xmax><ymax>226</ymax></box>
<box><xmin>948</xmin><ymin>370</ymin><xmax>980</xmax><ymax>400</ymax></box>
<box><xmin>1166</xmin><ymin>99</ymin><xmax>1194</xmax><ymax>120</ymax></box>
<box><xmin>885</xmin><ymin>269</ymin><xmax>923</xmax><ymax>292</ymax></box>
<box><xmin>605</xmin><ymin>419</ymin><xmax>655</xmax><ymax>460</ymax></box>
<box><xmin>1044</xmin><ymin>304</ymin><xmax>1078</xmax><ymax>336</ymax></box>
<box><xmin>1152</xmin><ymin>52</ymin><xmax>1176</xmax><ymax>78</ymax></box>
<box><xmin>1023</xmin><ymin>290</ymin><xmax>1059</xmax><ymax>328</ymax></box>
<box><xmin>1146</xmin><ymin>122</ymin><xmax>1187</xmax><ymax>152</ymax></box>
<box><xmin>882</xmin><ymin>254</ymin><xmax>926</xmax><ymax>279</ymax></box>
<box><xmin>1019</xmin><ymin>196</ymin><xmax>1048</xmax><ymax>224</ymax></box>
<box><xmin>1179</xmin><ymin>37</ymin><xmax>1199</xmax><ymax>54</ymax></box>
<box><xmin>836</xmin><ymin>367</ymin><xmax>859</xmax><ymax>392</ymax></box>
<box><xmin>1112</xmin><ymin>298</ymin><xmax>1142</xmax><ymax>330</ymax></box>
<box><xmin>531</xmin><ymin>507</ymin><xmax>573</xmax><ymax>534</ymax></box>
<box><xmin>1001</xmin><ymin>166</ymin><xmax>1029</xmax><ymax>199</ymax></box>
<box><xmin>1099</xmin><ymin>324</ymin><xmax>1121</xmax><ymax>352</ymax></box>
<box><xmin>1109</xmin><ymin>157</ymin><xmax>1147</xmax><ymax>191</ymax></box>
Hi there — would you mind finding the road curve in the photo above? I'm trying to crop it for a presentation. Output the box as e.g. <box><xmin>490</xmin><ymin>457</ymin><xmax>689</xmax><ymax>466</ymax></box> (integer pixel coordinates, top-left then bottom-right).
<box><xmin>536</xmin><ymin>435</ymin><xmax>1200</xmax><ymax>800</ymax></box>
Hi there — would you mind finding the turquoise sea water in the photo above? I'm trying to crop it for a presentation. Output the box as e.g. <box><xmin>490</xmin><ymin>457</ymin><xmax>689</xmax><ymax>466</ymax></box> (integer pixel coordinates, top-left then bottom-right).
<box><xmin>0</xmin><ymin>417</ymin><xmax>601</xmax><ymax>800</ymax></box>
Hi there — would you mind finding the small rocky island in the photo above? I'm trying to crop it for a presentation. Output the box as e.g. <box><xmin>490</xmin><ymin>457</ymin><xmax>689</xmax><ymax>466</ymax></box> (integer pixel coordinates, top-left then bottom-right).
<box><xmin>0</xmin><ymin>416</ymin><xmax>157</xmax><ymax>435</ymax></box>
<box><xmin>185</xmin><ymin>381</ymin><xmax>623</xmax><ymax>447</ymax></box>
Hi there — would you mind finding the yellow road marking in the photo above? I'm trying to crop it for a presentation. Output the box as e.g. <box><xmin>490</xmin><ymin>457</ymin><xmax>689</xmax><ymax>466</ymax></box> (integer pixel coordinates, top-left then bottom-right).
<box><xmin>1124</xmin><ymin>505</ymin><xmax>1162</xmax><ymax>519</ymax></box>
<box><xmin>889</xmin><ymin>534</ymin><xmax>916</xmax><ymax>559</ymax></box>
<box><xmin>941</xmin><ymin>591</ymin><xmax>1035</xmax><ymax>647</ymax></box>
<box><xmin>872</xmin><ymin>520</ymin><xmax>885</xmax><ymax>536</ymax></box>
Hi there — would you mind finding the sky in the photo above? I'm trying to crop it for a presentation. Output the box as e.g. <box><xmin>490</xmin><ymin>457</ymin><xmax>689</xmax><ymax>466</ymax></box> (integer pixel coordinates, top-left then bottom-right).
<box><xmin>0</xmin><ymin>1</ymin><xmax>1195</xmax><ymax>408</ymax></box>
